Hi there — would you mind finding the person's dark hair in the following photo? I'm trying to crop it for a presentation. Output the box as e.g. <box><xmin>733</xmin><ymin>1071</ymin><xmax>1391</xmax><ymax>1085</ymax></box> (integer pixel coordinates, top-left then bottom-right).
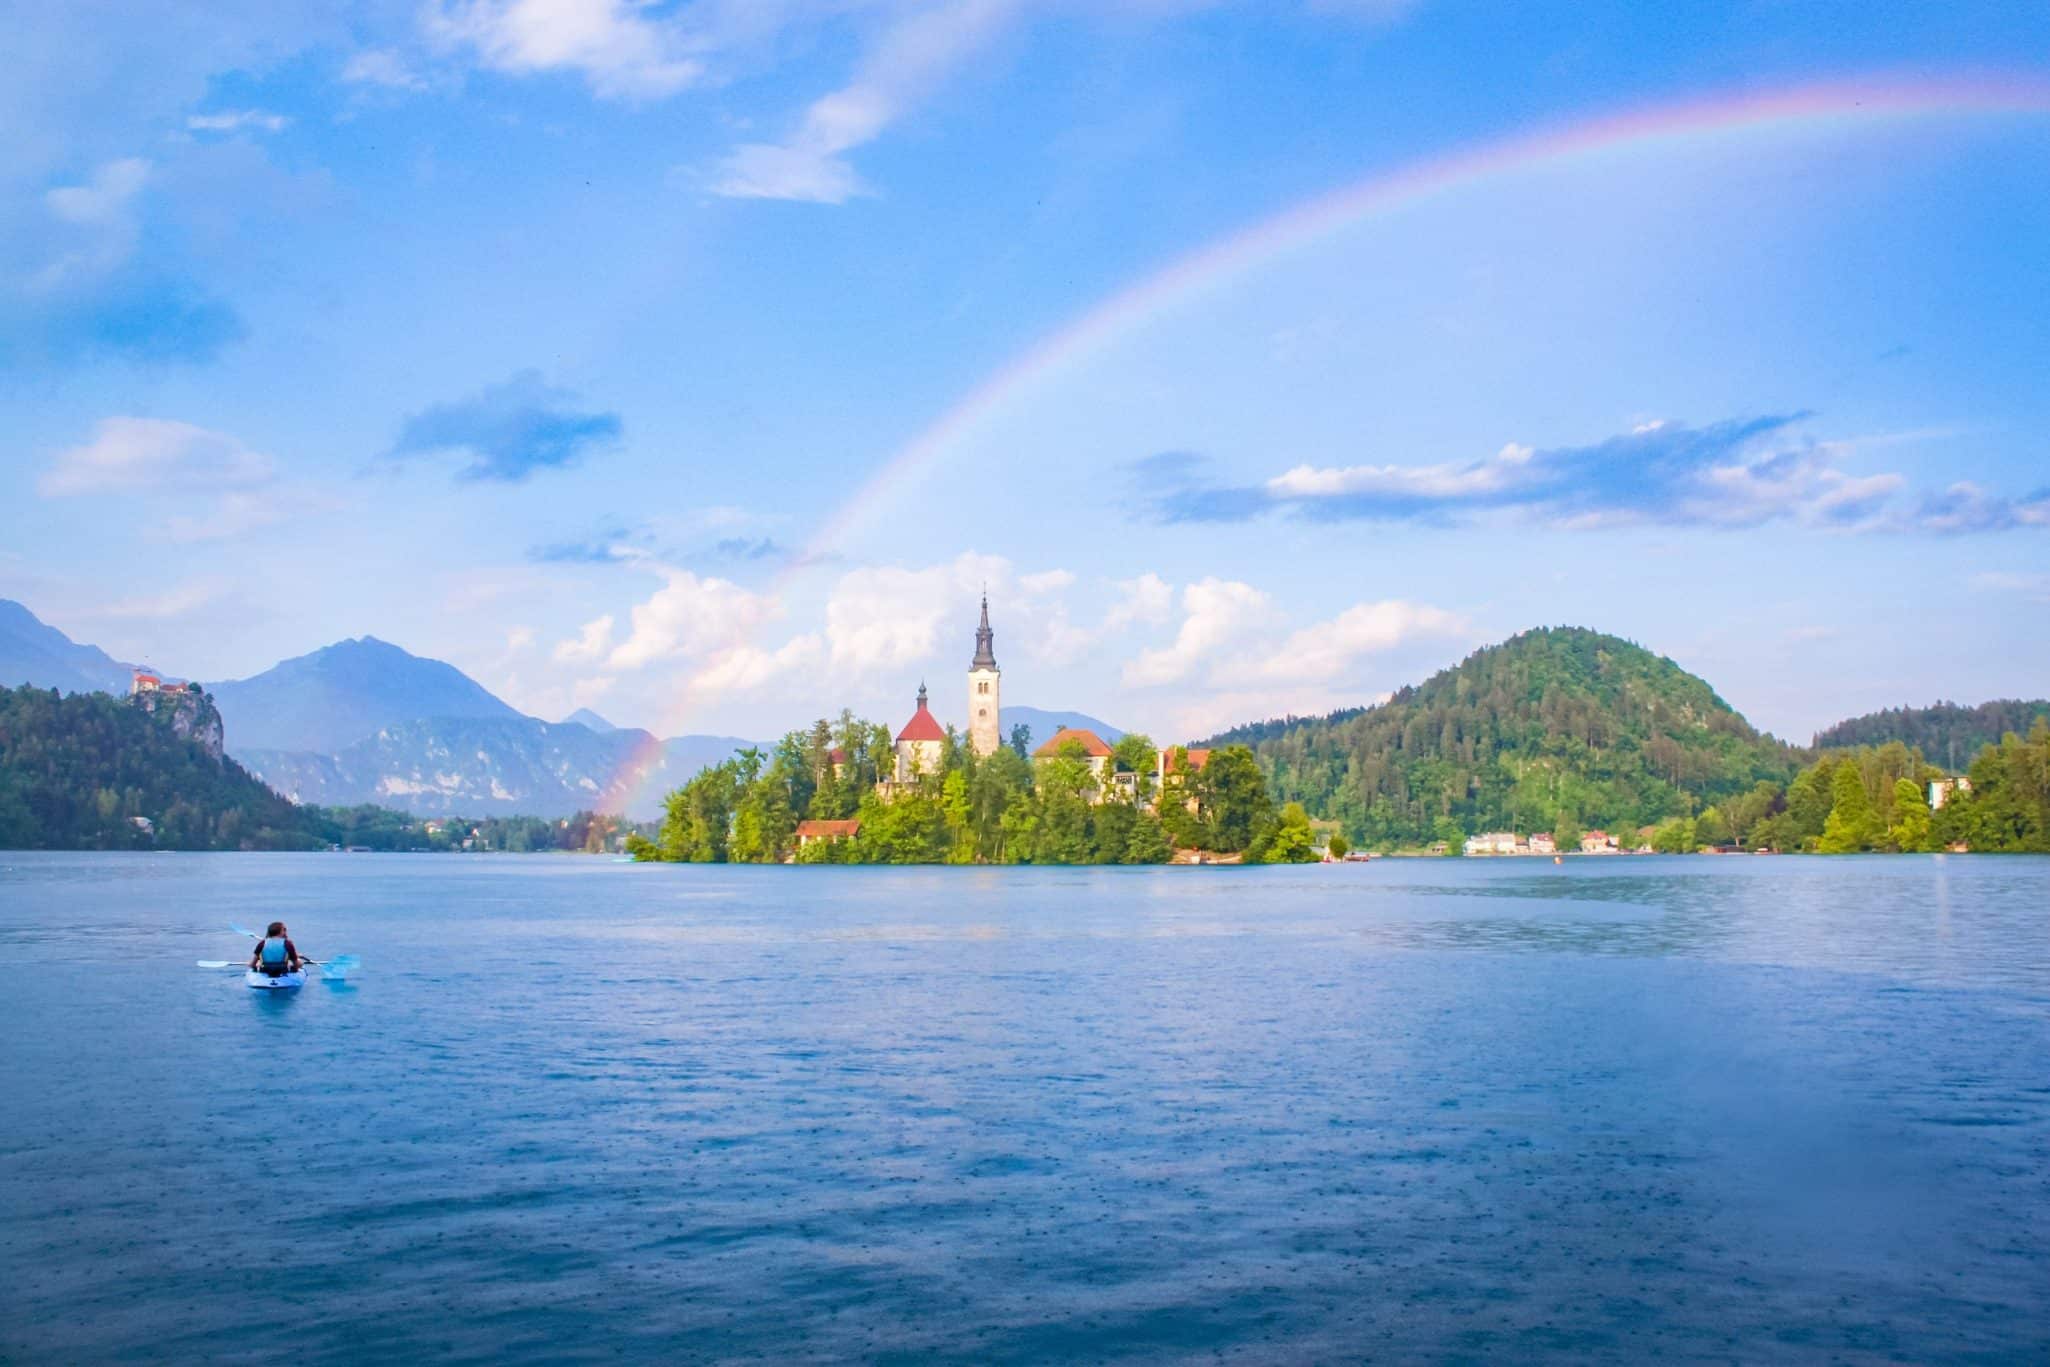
<box><xmin>265</xmin><ymin>921</ymin><xmax>286</xmax><ymax>937</ymax></box>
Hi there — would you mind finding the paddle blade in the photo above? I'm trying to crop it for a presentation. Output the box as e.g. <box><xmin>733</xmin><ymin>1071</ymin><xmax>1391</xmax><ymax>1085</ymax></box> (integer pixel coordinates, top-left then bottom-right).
<box><xmin>196</xmin><ymin>960</ymin><xmax>237</xmax><ymax>969</ymax></box>
<box><xmin>229</xmin><ymin>923</ymin><xmax>258</xmax><ymax>939</ymax></box>
<box><xmin>319</xmin><ymin>954</ymin><xmax>359</xmax><ymax>980</ymax></box>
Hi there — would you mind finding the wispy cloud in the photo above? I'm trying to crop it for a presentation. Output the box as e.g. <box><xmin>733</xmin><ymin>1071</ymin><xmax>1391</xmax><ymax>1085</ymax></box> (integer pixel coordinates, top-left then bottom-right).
<box><xmin>341</xmin><ymin>48</ymin><xmax>428</xmax><ymax>90</ymax></box>
<box><xmin>389</xmin><ymin>371</ymin><xmax>622</xmax><ymax>483</ymax></box>
<box><xmin>1137</xmin><ymin>416</ymin><xmax>2043</xmax><ymax>535</ymax></box>
<box><xmin>427</xmin><ymin>0</ymin><xmax>703</xmax><ymax>99</ymax></box>
<box><xmin>42</xmin><ymin>417</ymin><xmax>272</xmax><ymax>495</ymax></box>
<box><xmin>1970</xmin><ymin>570</ymin><xmax>2050</xmax><ymax>602</ymax></box>
<box><xmin>1915</xmin><ymin>482</ymin><xmax>2050</xmax><ymax>534</ymax></box>
<box><xmin>39</xmin><ymin>417</ymin><xmax>331</xmax><ymax>543</ymax></box>
<box><xmin>5</xmin><ymin>158</ymin><xmax>243</xmax><ymax>368</ymax></box>
<box><xmin>186</xmin><ymin>109</ymin><xmax>290</xmax><ymax>135</ymax></box>
<box><xmin>713</xmin><ymin>0</ymin><xmax>1023</xmax><ymax>204</ymax></box>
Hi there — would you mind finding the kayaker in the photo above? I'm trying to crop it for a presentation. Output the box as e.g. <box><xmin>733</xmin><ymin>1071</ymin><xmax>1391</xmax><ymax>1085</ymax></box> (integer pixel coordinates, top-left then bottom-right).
<box><xmin>250</xmin><ymin>922</ymin><xmax>304</xmax><ymax>977</ymax></box>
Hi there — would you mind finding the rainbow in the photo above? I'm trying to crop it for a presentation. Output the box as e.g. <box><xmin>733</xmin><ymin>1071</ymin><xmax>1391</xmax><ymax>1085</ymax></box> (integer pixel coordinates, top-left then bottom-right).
<box><xmin>602</xmin><ymin>71</ymin><xmax>2050</xmax><ymax>817</ymax></box>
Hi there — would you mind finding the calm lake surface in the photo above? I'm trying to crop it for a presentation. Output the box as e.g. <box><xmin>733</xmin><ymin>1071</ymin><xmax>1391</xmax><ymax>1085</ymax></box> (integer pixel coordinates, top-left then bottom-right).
<box><xmin>2</xmin><ymin>853</ymin><xmax>2047</xmax><ymax>1363</ymax></box>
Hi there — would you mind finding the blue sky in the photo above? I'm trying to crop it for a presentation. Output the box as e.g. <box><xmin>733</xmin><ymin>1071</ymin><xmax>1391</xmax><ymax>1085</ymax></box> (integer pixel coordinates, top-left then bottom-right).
<box><xmin>4</xmin><ymin>1</ymin><xmax>2047</xmax><ymax>746</ymax></box>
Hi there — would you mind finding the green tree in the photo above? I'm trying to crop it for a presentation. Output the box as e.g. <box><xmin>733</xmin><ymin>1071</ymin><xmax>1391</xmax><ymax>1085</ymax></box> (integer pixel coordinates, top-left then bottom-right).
<box><xmin>1817</xmin><ymin>761</ymin><xmax>1880</xmax><ymax>853</ymax></box>
<box><xmin>1259</xmin><ymin>802</ymin><xmax>1320</xmax><ymax>863</ymax></box>
<box><xmin>1124</xmin><ymin>809</ymin><xmax>1173</xmax><ymax>863</ymax></box>
<box><xmin>1326</xmin><ymin>831</ymin><xmax>1351</xmax><ymax>860</ymax></box>
<box><xmin>1194</xmin><ymin>745</ymin><xmax>1273</xmax><ymax>853</ymax></box>
<box><xmin>1888</xmin><ymin>776</ymin><xmax>1934</xmax><ymax>852</ymax></box>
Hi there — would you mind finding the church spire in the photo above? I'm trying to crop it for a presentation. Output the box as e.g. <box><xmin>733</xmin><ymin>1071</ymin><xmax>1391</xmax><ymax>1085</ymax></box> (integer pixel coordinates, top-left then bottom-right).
<box><xmin>971</xmin><ymin>591</ymin><xmax>998</xmax><ymax>670</ymax></box>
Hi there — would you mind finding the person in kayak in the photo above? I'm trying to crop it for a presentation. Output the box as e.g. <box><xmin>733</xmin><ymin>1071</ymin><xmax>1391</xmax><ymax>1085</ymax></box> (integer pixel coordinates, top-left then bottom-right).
<box><xmin>250</xmin><ymin>922</ymin><xmax>304</xmax><ymax>977</ymax></box>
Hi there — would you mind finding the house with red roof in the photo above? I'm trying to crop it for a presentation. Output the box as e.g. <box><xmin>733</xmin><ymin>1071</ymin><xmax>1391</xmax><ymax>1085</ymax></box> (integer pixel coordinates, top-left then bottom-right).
<box><xmin>796</xmin><ymin>819</ymin><xmax>861</xmax><ymax>849</ymax></box>
<box><xmin>1033</xmin><ymin>726</ymin><xmax>1115</xmax><ymax>792</ymax></box>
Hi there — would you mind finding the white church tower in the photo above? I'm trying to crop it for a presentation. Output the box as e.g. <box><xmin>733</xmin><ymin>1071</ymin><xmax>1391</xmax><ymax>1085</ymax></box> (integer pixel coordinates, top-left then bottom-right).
<box><xmin>968</xmin><ymin>593</ymin><xmax>1001</xmax><ymax>757</ymax></box>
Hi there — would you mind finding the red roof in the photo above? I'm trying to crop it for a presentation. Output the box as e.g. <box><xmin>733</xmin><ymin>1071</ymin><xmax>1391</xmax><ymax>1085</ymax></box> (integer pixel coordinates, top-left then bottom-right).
<box><xmin>1161</xmin><ymin>746</ymin><xmax>1211</xmax><ymax>774</ymax></box>
<box><xmin>1034</xmin><ymin>727</ymin><xmax>1112</xmax><ymax>759</ymax></box>
<box><xmin>796</xmin><ymin>819</ymin><xmax>860</xmax><ymax>839</ymax></box>
<box><xmin>896</xmin><ymin>698</ymin><xmax>946</xmax><ymax>743</ymax></box>
<box><xmin>827</xmin><ymin>747</ymin><xmax>848</xmax><ymax>765</ymax></box>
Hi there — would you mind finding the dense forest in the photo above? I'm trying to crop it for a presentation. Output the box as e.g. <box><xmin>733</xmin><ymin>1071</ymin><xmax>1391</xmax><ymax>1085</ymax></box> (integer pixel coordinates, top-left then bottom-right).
<box><xmin>0</xmin><ymin>684</ymin><xmax>323</xmax><ymax>849</ymax></box>
<box><xmin>0</xmin><ymin>684</ymin><xmax>653</xmax><ymax>852</ymax></box>
<box><xmin>1208</xmin><ymin>628</ymin><xmax>1800</xmax><ymax>849</ymax></box>
<box><xmin>1814</xmin><ymin>699</ymin><xmax>2050</xmax><ymax>771</ymax></box>
<box><xmin>1642</xmin><ymin>723</ymin><xmax>2050</xmax><ymax>854</ymax></box>
<box><xmin>631</xmin><ymin>713</ymin><xmax>1320</xmax><ymax>865</ymax></box>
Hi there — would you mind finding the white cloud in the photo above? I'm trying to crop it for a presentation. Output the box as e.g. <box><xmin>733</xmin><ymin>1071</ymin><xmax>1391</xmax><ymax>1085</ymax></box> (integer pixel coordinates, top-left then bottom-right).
<box><xmin>713</xmin><ymin>0</ymin><xmax>1022</xmax><ymax>203</ymax></box>
<box><xmin>186</xmin><ymin>109</ymin><xmax>289</xmax><ymax>134</ymax></box>
<box><xmin>1018</xmin><ymin>568</ymin><xmax>1075</xmax><ymax>595</ymax></box>
<box><xmin>428</xmin><ymin>0</ymin><xmax>702</xmax><ymax>99</ymax></box>
<box><xmin>156</xmin><ymin>488</ymin><xmax>325</xmax><ymax>544</ymax></box>
<box><xmin>1236</xmin><ymin>599</ymin><xmax>1468</xmax><ymax>684</ymax></box>
<box><xmin>1266</xmin><ymin>442</ymin><xmax>1533</xmax><ymax>500</ymax></box>
<box><xmin>341</xmin><ymin>48</ymin><xmax>428</xmax><ymax>90</ymax></box>
<box><xmin>44</xmin><ymin>157</ymin><xmax>150</xmax><ymax>227</ymax></box>
<box><xmin>826</xmin><ymin>552</ymin><xmax>1007</xmax><ymax>674</ymax></box>
<box><xmin>571</xmin><ymin>675</ymin><xmax>616</xmax><ymax>707</ymax></box>
<box><xmin>554</xmin><ymin>613</ymin><xmax>615</xmax><ymax>662</ymax></box>
<box><xmin>84</xmin><ymin>578</ymin><xmax>229</xmax><ymax>620</ymax></box>
<box><xmin>507</xmin><ymin>625</ymin><xmax>538</xmax><ymax>651</ymax></box>
<box><xmin>607</xmin><ymin>569</ymin><xmax>775</xmax><ymax>669</ymax></box>
<box><xmin>1123</xmin><ymin>577</ymin><xmax>1271</xmax><ymax>688</ymax></box>
<box><xmin>42</xmin><ymin>417</ymin><xmax>273</xmax><ymax>495</ymax></box>
<box><xmin>32</xmin><ymin>158</ymin><xmax>152</xmax><ymax>288</ymax></box>
<box><xmin>691</xmin><ymin>633</ymin><xmax>825</xmax><ymax>696</ymax></box>
<box><xmin>1103</xmin><ymin>572</ymin><xmax>1174</xmax><ymax>630</ymax></box>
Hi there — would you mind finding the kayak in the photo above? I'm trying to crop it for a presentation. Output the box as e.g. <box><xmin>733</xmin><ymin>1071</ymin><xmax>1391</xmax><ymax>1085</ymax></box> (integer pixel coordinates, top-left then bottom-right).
<box><xmin>246</xmin><ymin>969</ymin><xmax>305</xmax><ymax>991</ymax></box>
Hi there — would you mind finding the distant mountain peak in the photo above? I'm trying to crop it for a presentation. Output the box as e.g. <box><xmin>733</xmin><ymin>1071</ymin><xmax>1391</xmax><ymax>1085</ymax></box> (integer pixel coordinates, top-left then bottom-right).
<box><xmin>563</xmin><ymin>707</ymin><xmax>617</xmax><ymax>733</ymax></box>
<box><xmin>212</xmin><ymin>635</ymin><xmax>526</xmax><ymax>754</ymax></box>
<box><xmin>0</xmin><ymin>598</ymin><xmax>136</xmax><ymax>696</ymax></box>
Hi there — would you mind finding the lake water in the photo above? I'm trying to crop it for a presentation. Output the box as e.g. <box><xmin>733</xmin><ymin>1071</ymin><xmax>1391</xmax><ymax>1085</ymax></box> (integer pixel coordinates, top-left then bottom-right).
<box><xmin>2</xmin><ymin>853</ymin><xmax>2047</xmax><ymax>1362</ymax></box>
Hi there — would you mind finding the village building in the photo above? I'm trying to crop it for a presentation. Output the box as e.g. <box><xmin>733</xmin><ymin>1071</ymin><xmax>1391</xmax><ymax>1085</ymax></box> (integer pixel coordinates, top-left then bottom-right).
<box><xmin>1464</xmin><ymin>831</ymin><xmax>1520</xmax><ymax>856</ymax></box>
<box><xmin>1580</xmin><ymin>829</ymin><xmax>1618</xmax><ymax>854</ymax></box>
<box><xmin>1929</xmin><ymin>776</ymin><xmax>1972</xmax><ymax>810</ymax></box>
<box><xmin>1529</xmin><ymin>832</ymin><xmax>1556</xmax><ymax>855</ymax></box>
<box><xmin>1033</xmin><ymin>727</ymin><xmax>1115</xmax><ymax>796</ymax></box>
<box><xmin>796</xmin><ymin>819</ymin><xmax>861</xmax><ymax>849</ymax></box>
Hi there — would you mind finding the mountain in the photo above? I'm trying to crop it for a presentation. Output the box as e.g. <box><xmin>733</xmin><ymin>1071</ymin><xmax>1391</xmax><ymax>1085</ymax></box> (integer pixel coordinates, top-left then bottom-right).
<box><xmin>238</xmin><ymin>720</ymin><xmax>754</xmax><ymax>820</ymax></box>
<box><xmin>0</xmin><ymin>599</ymin><xmax>136</xmax><ymax>695</ymax></box>
<box><xmin>1206</xmin><ymin>626</ymin><xmax>1800</xmax><ymax>847</ymax></box>
<box><xmin>563</xmin><ymin>707</ymin><xmax>617</xmax><ymax>733</ymax></box>
<box><xmin>1816</xmin><ymin>700</ymin><xmax>2050</xmax><ymax>772</ymax></box>
<box><xmin>1001</xmin><ymin>706</ymin><xmax>1124</xmax><ymax>746</ymax></box>
<box><xmin>211</xmin><ymin>636</ymin><xmax>525</xmax><ymax>753</ymax></box>
<box><xmin>0</xmin><ymin>683</ymin><xmax>320</xmax><ymax>849</ymax></box>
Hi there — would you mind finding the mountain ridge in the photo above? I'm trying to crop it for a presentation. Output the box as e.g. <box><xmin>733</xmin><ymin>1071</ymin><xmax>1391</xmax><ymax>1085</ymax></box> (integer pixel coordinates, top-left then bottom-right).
<box><xmin>1207</xmin><ymin>626</ymin><xmax>1800</xmax><ymax>846</ymax></box>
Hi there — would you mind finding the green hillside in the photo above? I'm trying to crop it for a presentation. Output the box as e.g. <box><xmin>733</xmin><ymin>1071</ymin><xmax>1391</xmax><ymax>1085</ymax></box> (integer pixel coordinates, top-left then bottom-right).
<box><xmin>1815</xmin><ymin>699</ymin><xmax>2050</xmax><ymax>772</ymax></box>
<box><xmin>1206</xmin><ymin>627</ymin><xmax>1801</xmax><ymax>847</ymax></box>
<box><xmin>0</xmin><ymin>685</ymin><xmax>323</xmax><ymax>850</ymax></box>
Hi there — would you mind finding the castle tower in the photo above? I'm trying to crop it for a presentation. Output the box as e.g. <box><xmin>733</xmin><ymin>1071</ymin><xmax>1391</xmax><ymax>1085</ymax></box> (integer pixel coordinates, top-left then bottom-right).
<box><xmin>968</xmin><ymin>593</ymin><xmax>1001</xmax><ymax>757</ymax></box>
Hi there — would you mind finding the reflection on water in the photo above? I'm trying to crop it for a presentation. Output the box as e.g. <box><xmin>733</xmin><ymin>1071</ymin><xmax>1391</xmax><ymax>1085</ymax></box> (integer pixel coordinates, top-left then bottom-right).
<box><xmin>1</xmin><ymin>852</ymin><xmax>2046</xmax><ymax>1362</ymax></box>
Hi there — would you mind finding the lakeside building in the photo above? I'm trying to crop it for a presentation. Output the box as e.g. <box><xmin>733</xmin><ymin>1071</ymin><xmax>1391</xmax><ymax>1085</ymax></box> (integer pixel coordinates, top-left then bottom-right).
<box><xmin>1581</xmin><ymin>829</ymin><xmax>1619</xmax><ymax>854</ymax></box>
<box><xmin>797</xmin><ymin>819</ymin><xmax>861</xmax><ymax>850</ymax></box>
<box><xmin>1929</xmin><ymin>776</ymin><xmax>1972</xmax><ymax>810</ymax></box>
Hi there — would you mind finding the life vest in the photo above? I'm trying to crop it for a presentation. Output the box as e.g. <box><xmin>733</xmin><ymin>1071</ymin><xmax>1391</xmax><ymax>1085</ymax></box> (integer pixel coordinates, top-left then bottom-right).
<box><xmin>259</xmin><ymin>936</ymin><xmax>292</xmax><ymax>975</ymax></box>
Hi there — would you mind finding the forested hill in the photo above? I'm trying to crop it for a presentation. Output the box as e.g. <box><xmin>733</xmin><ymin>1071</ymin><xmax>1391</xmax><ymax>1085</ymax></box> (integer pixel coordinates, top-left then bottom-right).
<box><xmin>1816</xmin><ymin>700</ymin><xmax>2050</xmax><ymax>772</ymax></box>
<box><xmin>1204</xmin><ymin>627</ymin><xmax>1800</xmax><ymax>847</ymax></box>
<box><xmin>0</xmin><ymin>685</ymin><xmax>321</xmax><ymax>850</ymax></box>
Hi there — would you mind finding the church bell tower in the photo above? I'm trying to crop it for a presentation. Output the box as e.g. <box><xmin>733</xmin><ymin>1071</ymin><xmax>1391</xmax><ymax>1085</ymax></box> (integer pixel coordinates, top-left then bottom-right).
<box><xmin>968</xmin><ymin>593</ymin><xmax>1001</xmax><ymax>757</ymax></box>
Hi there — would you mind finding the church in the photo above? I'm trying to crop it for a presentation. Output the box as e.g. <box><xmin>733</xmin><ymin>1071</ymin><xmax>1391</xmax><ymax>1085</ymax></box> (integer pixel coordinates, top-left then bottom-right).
<box><xmin>883</xmin><ymin>595</ymin><xmax>1002</xmax><ymax>791</ymax></box>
